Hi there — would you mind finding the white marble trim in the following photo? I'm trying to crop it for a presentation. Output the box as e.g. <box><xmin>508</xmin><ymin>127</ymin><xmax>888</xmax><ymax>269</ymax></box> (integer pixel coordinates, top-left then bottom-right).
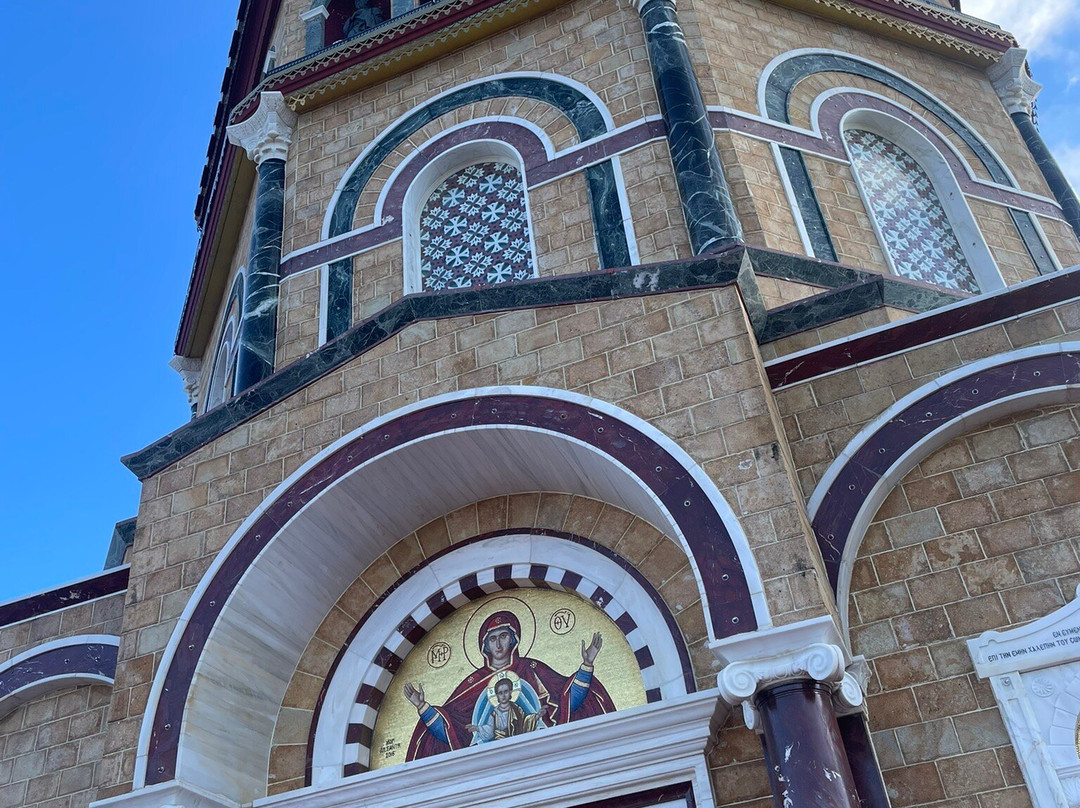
<box><xmin>274</xmin><ymin>691</ymin><xmax>722</xmax><ymax>808</ymax></box>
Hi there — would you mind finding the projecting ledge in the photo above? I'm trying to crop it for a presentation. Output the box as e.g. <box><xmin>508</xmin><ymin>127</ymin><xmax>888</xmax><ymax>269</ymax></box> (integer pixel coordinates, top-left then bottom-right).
<box><xmin>277</xmin><ymin>690</ymin><xmax>725</xmax><ymax>808</ymax></box>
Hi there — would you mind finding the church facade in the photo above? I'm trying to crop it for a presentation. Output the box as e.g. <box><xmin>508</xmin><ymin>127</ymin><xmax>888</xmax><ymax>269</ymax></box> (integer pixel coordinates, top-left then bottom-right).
<box><xmin>3</xmin><ymin>0</ymin><xmax>1080</xmax><ymax>807</ymax></box>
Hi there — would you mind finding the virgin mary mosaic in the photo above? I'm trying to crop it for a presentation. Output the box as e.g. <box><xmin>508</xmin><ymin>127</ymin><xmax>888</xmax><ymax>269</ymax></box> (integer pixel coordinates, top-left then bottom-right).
<box><xmin>369</xmin><ymin>590</ymin><xmax>647</xmax><ymax>768</ymax></box>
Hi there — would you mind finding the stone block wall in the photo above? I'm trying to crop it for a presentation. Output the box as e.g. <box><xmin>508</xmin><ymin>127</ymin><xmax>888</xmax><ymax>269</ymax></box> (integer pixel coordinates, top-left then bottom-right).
<box><xmin>771</xmin><ymin>298</ymin><xmax>1080</xmax><ymax>806</ymax></box>
<box><xmin>851</xmin><ymin>403</ymin><xmax>1080</xmax><ymax>806</ymax></box>
<box><xmin>0</xmin><ymin>591</ymin><xmax>125</xmax><ymax>808</ymax></box>
<box><xmin>0</xmin><ymin>596</ymin><xmax>124</xmax><ymax>671</ymax></box>
<box><xmin>776</xmin><ymin>299</ymin><xmax>1080</xmax><ymax>501</ymax></box>
<box><xmin>0</xmin><ymin>685</ymin><xmax>112</xmax><ymax>808</ymax></box>
<box><xmin>281</xmin><ymin>0</ymin><xmax>660</xmax><ymax>258</ymax></box>
<box><xmin>101</xmin><ymin>285</ymin><xmax>839</xmax><ymax>798</ymax></box>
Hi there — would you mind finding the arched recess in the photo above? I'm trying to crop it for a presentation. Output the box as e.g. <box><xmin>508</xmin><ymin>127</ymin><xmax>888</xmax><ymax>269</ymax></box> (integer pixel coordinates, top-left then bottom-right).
<box><xmin>758</xmin><ymin>49</ymin><xmax>1056</xmax><ymax>274</ymax></box>
<box><xmin>397</xmin><ymin>135</ymin><xmax>541</xmax><ymax>293</ymax></box>
<box><xmin>838</xmin><ymin>107</ymin><xmax>1003</xmax><ymax>293</ymax></box>
<box><xmin>809</xmin><ymin>343</ymin><xmax>1080</xmax><ymax>629</ymax></box>
<box><xmin>321</xmin><ymin>74</ymin><xmax>633</xmax><ymax>339</ymax></box>
<box><xmin>203</xmin><ymin>270</ymin><xmax>244</xmax><ymax>412</ymax></box>
<box><xmin>0</xmin><ymin>635</ymin><xmax>118</xmax><ymax>719</ymax></box>
<box><xmin>310</xmin><ymin>530</ymin><xmax>695</xmax><ymax>784</ymax></box>
<box><xmin>137</xmin><ymin>387</ymin><xmax>766</xmax><ymax>802</ymax></box>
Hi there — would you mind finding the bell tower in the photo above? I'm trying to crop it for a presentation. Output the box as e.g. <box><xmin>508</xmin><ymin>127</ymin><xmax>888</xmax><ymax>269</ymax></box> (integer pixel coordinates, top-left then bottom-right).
<box><xmin>2</xmin><ymin>2</ymin><xmax>1080</xmax><ymax>808</ymax></box>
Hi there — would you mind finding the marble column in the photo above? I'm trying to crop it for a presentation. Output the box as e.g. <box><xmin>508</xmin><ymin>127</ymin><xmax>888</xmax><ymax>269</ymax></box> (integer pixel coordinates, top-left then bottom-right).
<box><xmin>833</xmin><ymin>660</ymin><xmax>890</xmax><ymax>808</ymax></box>
<box><xmin>226</xmin><ymin>92</ymin><xmax>298</xmax><ymax>393</ymax></box>
<box><xmin>989</xmin><ymin>48</ymin><xmax>1080</xmax><ymax>241</ymax></box>
<box><xmin>715</xmin><ymin>618</ymin><xmax>865</xmax><ymax>808</ymax></box>
<box><xmin>636</xmin><ymin>0</ymin><xmax>742</xmax><ymax>254</ymax></box>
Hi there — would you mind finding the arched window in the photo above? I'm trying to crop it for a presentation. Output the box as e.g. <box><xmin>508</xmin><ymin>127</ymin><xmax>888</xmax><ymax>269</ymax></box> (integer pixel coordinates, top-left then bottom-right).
<box><xmin>403</xmin><ymin>143</ymin><xmax>538</xmax><ymax>294</ymax></box>
<box><xmin>203</xmin><ymin>272</ymin><xmax>243</xmax><ymax>411</ymax></box>
<box><xmin>419</xmin><ymin>162</ymin><xmax>534</xmax><ymax>291</ymax></box>
<box><xmin>840</xmin><ymin>111</ymin><xmax>1002</xmax><ymax>294</ymax></box>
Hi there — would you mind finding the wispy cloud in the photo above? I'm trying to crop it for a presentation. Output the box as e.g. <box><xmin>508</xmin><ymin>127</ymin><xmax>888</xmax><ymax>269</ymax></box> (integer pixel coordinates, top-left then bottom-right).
<box><xmin>963</xmin><ymin>0</ymin><xmax>1079</xmax><ymax>53</ymax></box>
<box><xmin>1051</xmin><ymin>142</ymin><xmax>1080</xmax><ymax>195</ymax></box>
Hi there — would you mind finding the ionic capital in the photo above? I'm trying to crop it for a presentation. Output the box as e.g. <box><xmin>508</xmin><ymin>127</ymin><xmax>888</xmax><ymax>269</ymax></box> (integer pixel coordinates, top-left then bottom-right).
<box><xmin>711</xmin><ymin>616</ymin><xmax>852</xmax><ymax>709</ymax></box>
<box><xmin>226</xmin><ymin>92</ymin><xmax>298</xmax><ymax>165</ymax></box>
<box><xmin>717</xmin><ymin>642</ymin><xmax>846</xmax><ymax>704</ymax></box>
<box><xmin>832</xmin><ymin>656</ymin><xmax>870</xmax><ymax>716</ymax></box>
<box><xmin>987</xmin><ymin>48</ymin><xmax>1042</xmax><ymax>117</ymax></box>
<box><xmin>168</xmin><ymin>355</ymin><xmax>202</xmax><ymax>412</ymax></box>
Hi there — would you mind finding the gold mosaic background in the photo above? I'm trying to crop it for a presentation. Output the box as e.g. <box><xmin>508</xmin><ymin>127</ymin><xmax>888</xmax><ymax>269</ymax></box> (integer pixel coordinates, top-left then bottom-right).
<box><xmin>369</xmin><ymin>589</ymin><xmax>648</xmax><ymax>769</ymax></box>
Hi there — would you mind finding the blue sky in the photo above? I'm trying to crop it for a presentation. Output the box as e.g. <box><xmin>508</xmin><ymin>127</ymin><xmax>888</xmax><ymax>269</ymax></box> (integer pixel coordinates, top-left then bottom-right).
<box><xmin>0</xmin><ymin>3</ymin><xmax>1077</xmax><ymax>603</ymax></box>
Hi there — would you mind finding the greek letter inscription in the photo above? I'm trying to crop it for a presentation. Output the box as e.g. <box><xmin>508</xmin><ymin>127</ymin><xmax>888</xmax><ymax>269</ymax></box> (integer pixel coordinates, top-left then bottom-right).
<box><xmin>428</xmin><ymin>641</ymin><xmax>451</xmax><ymax>668</ymax></box>
<box><xmin>550</xmin><ymin>608</ymin><xmax>576</xmax><ymax>635</ymax></box>
<box><xmin>985</xmin><ymin>627</ymin><xmax>1080</xmax><ymax>663</ymax></box>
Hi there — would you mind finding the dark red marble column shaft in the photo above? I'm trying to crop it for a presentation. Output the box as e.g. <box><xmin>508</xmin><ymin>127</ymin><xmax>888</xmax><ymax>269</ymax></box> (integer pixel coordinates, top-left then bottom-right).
<box><xmin>838</xmin><ymin>713</ymin><xmax>891</xmax><ymax>808</ymax></box>
<box><xmin>754</xmin><ymin>681</ymin><xmax>860</xmax><ymax>808</ymax></box>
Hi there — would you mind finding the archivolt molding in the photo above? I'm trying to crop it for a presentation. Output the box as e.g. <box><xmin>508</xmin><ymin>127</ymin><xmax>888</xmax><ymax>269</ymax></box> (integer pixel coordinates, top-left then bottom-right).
<box><xmin>311</xmin><ymin>531</ymin><xmax>695</xmax><ymax>783</ymax></box>
<box><xmin>757</xmin><ymin>48</ymin><xmax>1057</xmax><ymax>272</ymax></box>
<box><xmin>809</xmin><ymin>342</ymin><xmax>1080</xmax><ymax>630</ymax></box>
<box><xmin>137</xmin><ymin>387</ymin><xmax>766</xmax><ymax>802</ymax></box>
<box><xmin>0</xmin><ymin>634</ymin><xmax>119</xmax><ymax>719</ymax></box>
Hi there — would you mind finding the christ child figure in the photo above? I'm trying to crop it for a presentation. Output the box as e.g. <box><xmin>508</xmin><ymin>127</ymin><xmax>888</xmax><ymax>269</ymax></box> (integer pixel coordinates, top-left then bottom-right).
<box><xmin>466</xmin><ymin>676</ymin><xmax>544</xmax><ymax>744</ymax></box>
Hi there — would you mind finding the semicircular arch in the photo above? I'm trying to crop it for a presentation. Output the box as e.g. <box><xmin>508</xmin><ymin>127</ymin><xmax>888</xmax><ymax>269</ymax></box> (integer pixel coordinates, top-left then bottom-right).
<box><xmin>137</xmin><ymin>387</ymin><xmax>767</xmax><ymax>803</ymax></box>
<box><xmin>0</xmin><ymin>635</ymin><xmax>119</xmax><ymax>720</ymax></box>
<box><xmin>809</xmin><ymin>343</ymin><xmax>1080</xmax><ymax>632</ymax></box>
<box><xmin>310</xmin><ymin>529</ymin><xmax>695</xmax><ymax>784</ymax></box>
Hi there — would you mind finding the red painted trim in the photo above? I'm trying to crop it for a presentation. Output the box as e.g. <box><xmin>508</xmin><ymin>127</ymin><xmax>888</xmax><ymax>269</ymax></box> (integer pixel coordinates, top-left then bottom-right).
<box><xmin>234</xmin><ymin>0</ymin><xmax>507</xmax><ymax>122</ymax></box>
<box><xmin>0</xmin><ymin>568</ymin><xmax>129</xmax><ymax>629</ymax></box>
<box><xmin>850</xmin><ymin>0</ymin><xmax>1013</xmax><ymax>52</ymax></box>
<box><xmin>765</xmin><ymin>266</ymin><xmax>1080</xmax><ymax>388</ymax></box>
<box><xmin>144</xmin><ymin>393</ymin><xmax>759</xmax><ymax>783</ymax></box>
<box><xmin>812</xmin><ymin>349</ymin><xmax>1080</xmax><ymax>593</ymax></box>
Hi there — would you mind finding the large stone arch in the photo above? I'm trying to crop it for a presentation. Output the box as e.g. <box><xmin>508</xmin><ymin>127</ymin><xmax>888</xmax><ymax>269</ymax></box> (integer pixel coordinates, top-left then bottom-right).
<box><xmin>809</xmin><ymin>343</ymin><xmax>1080</xmax><ymax>627</ymax></box>
<box><xmin>137</xmin><ymin>387</ymin><xmax>767</xmax><ymax>803</ymax></box>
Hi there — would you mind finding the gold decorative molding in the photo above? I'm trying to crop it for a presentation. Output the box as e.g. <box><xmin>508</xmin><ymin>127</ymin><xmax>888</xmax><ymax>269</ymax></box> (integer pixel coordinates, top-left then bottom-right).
<box><xmin>768</xmin><ymin>0</ymin><xmax>1013</xmax><ymax>64</ymax></box>
<box><xmin>232</xmin><ymin>0</ymin><xmax>560</xmax><ymax>120</ymax></box>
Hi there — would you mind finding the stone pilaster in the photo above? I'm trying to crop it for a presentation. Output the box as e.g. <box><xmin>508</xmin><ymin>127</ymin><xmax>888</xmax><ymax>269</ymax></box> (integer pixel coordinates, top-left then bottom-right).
<box><xmin>989</xmin><ymin>48</ymin><xmax>1080</xmax><ymax>240</ymax></box>
<box><xmin>301</xmin><ymin>4</ymin><xmax>330</xmax><ymax>55</ymax></box>
<box><xmin>226</xmin><ymin>92</ymin><xmax>297</xmax><ymax>392</ymax></box>
<box><xmin>636</xmin><ymin>0</ymin><xmax>742</xmax><ymax>254</ymax></box>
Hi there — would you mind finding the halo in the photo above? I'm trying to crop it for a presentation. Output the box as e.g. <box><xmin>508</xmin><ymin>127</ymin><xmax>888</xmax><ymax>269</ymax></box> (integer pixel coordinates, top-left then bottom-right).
<box><xmin>462</xmin><ymin>595</ymin><xmax>536</xmax><ymax>669</ymax></box>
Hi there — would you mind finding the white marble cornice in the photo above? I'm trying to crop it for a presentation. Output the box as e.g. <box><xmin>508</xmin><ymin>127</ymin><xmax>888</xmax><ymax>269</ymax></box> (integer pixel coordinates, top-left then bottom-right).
<box><xmin>226</xmin><ymin>92</ymin><xmax>298</xmax><ymax>165</ymax></box>
<box><xmin>987</xmin><ymin>48</ymin><xmax>1042</xmax><ymax>117</ymax></box>
<box><xmin>262</xmin><ymin>691</ymin><xmax>725</xmax><ymax>808</ymax></box>
<box><xmin>300</xmin><ymin>5</ymin><xmax>330</xmax><ymax>21</ymax></box>
<box><xmin>91</xmin><ymin>781</ymin><xmax>238</xmax><ymax>808</ymax></box>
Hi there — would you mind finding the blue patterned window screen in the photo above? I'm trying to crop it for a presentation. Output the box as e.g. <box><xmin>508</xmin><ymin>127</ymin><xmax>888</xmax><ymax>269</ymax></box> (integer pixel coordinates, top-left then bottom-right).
<box><xmin>845</xmin><ymin>129</ymin><xmax>979</xmax><ymax>294</ymax></box>
<box><xmin>419</xmin><ymin>162</ymin><xmax>534</xmax><ymax>291</ymax></box>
